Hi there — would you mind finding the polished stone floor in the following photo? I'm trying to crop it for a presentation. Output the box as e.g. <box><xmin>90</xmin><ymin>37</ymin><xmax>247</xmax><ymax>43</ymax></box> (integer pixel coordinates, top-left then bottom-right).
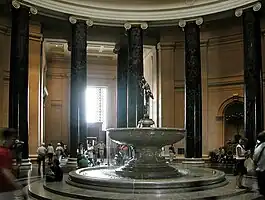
<box><xmin>5</xmin><ymin>161</ymin><xmax>264</xmax><ymax>200</ymax></box>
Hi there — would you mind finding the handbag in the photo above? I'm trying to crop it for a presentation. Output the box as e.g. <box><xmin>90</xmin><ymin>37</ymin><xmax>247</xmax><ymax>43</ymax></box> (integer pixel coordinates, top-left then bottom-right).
<box><xmin>254</xmin><ymin>146</ymin><xmax>265</xmax><ymax>168</ymax></box>
<box><xmin>244</xmin><ymin>157</ymin><xmax>255</xmax><ymax>173</ymax></box>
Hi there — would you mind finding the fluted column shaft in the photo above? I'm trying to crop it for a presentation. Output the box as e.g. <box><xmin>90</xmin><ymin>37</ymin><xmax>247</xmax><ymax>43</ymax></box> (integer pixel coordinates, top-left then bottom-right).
<box><xmin>116</xmin><ymin>43</ymin><xmax>128</xmax><ymax>128</ymax></box>
<box><xmin>70</xmin><ymin>21</ymin><xmax>87</xmax><ymax>157</ymax></box>
<box><xmin>9</xmin><ymin>7</ymin><xmax>30</xmax><ymax>159</ymax></box>
<box><xmin>127</xmin><ymin>26</ymin><xmax>144</xmax><ymax>127</ymax></box>
<box><xmin>243</xmin><ymin>9</ymin><xmax>263</xmax><ymax>149</ymax></box>
<box><xmin>184</xmin><ymin>23</ymin><xmax>202</xmax><ymax>158</ymax></box>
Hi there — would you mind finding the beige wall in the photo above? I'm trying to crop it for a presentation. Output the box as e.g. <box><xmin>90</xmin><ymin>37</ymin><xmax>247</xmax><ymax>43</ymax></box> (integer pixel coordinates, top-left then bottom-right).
<box><xmin>1</xmin><ymin>15</ymin><xmax>265</xmax><ymax>156</ymax></box>
<box><xmin>44</xmin><ymin>56</ymin><xmax>117</xmax><ymax>146</ymax></box>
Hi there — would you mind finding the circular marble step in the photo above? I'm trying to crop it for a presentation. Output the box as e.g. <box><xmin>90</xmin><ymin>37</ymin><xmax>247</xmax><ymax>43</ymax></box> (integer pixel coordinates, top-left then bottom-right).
<box><xmin>27</xmin><ymin>175</ymin><xmax>248</xmax><ymax>200</ymax></box>
<box><xmin>67</xmin><ymin>166</ymin><xmax>228</xmax><ymax>193</ymax></box>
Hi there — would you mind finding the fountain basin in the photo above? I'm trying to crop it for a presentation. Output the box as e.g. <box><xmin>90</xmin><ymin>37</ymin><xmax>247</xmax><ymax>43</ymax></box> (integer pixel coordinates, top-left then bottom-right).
<box><xmin>108</xmin><ymin>127</ymin><xmax>185</xmax><ymax>179</ymax></box>
<box><xmin>108</xmin><ymin>127</ymin><xmax>185</xmax><ymax>147</ymax></box>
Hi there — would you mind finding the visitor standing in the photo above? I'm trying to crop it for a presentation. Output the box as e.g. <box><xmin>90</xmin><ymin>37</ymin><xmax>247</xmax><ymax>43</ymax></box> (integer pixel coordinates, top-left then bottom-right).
<box><xmin>47</xmin><ymin>143</ymin><xmax>55</xmax><ymax>164</ymax></box>
<box><xmin>254</xmin><ymin>131</ymin><xmax>265</xmax><ymax>197</ymax></box>
<box><xmin>55</xmin><ymin>143</ymin><xmax>64</xmax><ymax>162</ymax></box>
<box><xmin>169</xmin><ymin>144</ymin><xmax>175</xmax><ymax>163</ymax></box>
<box><xmin>12</xmin><ymin>139</ymin><xmax>23</xmax><ymax>178</ymax></box>
<box><xmin>0</xmin><ymin>128</ymin><xmax>27</xmax><ymax>199</ymax></box>
<box><xmin>37</xmin><ymin>143</ymin><xmax>47</xmax><ymax>175</ymax></box>
<box><xmin>86</xmin><ymin>143</ymin><xmax>94</xmax><ymax>166</ymax></box>
<box><xmin>235</xmin><ymin>138</ymin><xmax>249</xmax><ymax>188</ymax></box>
<box><xmin>98</xmin><ymin>141</ymin><xmax>105</xmax><ymax>164</ymax></box>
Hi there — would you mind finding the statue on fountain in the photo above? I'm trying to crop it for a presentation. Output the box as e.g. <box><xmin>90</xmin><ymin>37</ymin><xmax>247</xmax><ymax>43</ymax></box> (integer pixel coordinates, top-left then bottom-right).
<box><xmin>137</xmin><ymin>76</ymin><xmax>155</xmax><ymax>128</ymax></box>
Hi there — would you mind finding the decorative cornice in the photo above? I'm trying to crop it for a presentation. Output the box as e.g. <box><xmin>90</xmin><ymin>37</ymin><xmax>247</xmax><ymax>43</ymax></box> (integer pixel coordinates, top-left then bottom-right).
<box><xmin>23</xmin><ymin>0</ymin><xmax>260</xmax><ymax>27</ymax></box>
<box><xmin>69</xmin><ymin>16</ymin><xmax>93</xmax><ymax>26</ymax></box>
<box><xmin>235</xmin><ymin>1</ymin><xmax>261</xmax><ymax>17</ymax></box>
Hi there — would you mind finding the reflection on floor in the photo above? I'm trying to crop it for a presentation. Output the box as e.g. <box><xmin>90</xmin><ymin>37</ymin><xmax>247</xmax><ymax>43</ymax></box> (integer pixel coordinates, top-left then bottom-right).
<box><xmin>7</xmin><ymin>160</ymin><xmax>264</xmax><ymax>200</ymax></box>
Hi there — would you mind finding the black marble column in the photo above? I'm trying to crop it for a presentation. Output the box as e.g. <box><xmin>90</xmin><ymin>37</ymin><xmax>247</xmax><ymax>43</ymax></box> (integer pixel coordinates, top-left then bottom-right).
<box><xmin>184</xmin><ymin>23</ymin><xmax>202</xmax><ymax>158</ymax></box>
<box><xmin>70</xmin><ymin>21</ymin><xmax>87</xmax><ymax>157</ymax></box>
<box><xmin>116</xmin><ymin>42</ymin><xmax>128</xmax><ymax>128</ymax></box>
<box><xmin>9</xmin><ymin>7</ymin><xmax>30</xmax><ymax>159</ymax></box>
<box><xmin>127</xmin><ymin>26</ymin><xmax>144</xmax><ymax>127</ymax></box>
<box><xmin>243</xmin><ymin>9</ymin><xmax>263</xmax><ymax>149</ymax></box>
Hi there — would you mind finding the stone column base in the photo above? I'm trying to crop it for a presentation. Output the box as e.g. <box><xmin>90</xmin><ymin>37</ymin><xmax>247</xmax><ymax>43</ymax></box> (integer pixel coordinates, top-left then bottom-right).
<box><xmin>20</xmin><ymin>159</ymin><xmax>32</xmax><ymax>170</ymax></box>
<box><xmin>66</xmin><ymin>157</ymin><xmax>78</xmax><ymax>168</ymax></box>
<box><xmin>12</xmin><ymin>158</ymin><xmax>32</xmax><ymax>170</ymax></box>
<box><xmin>182</xmin><ymin>158</ymin><xmax>205</xmax><ymax>167</ymax></box>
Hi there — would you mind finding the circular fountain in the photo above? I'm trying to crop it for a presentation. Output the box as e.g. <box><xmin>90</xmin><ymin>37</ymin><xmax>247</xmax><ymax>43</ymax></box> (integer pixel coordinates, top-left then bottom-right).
<box><xmin>28</xmin><ymin>77</ymin><xmax>242</xmax><ymax>200</ymax></box>
<box><xmin>66</xmin><ymin>126</ymin><xmax>227</xmax><ymax>195</ymax></box>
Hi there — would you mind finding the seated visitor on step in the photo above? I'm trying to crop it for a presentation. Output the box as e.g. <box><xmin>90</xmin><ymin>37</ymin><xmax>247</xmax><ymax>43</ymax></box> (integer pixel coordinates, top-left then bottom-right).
<box><xmin>78</xmin><ymin>154</ymin><xmax>89</xmax><ymax>168</ymax></box>
<box><xmin>46</xmin><ymin>159</ymin><xmax>63</xmax><ymax>182</ymax></box>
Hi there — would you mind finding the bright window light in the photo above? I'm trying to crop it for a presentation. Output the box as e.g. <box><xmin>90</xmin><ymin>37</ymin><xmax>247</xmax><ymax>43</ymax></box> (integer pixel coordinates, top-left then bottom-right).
<box><xmin>85</xmin><ymin>86</ymin><xmax>107</xmax><ymax>130</ymax></box>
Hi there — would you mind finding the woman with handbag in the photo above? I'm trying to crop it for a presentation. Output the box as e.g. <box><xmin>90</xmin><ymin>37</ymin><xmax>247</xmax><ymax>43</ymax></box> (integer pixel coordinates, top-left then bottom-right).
<box><xmin>253</xmin><ymin>131</ymin><xmax>265</xmax><ymax>197</ymax></box>
<box><xmin>235</xmin><ymin>138</ymin><xmax>249</xmax><ymax>188</ymax></box>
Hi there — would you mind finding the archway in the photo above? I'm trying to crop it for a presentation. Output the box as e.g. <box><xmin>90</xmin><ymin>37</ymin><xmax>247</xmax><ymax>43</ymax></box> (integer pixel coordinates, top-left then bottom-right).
<box><xmin>216</xmin><ymin>94</ymin><xmax>244</xmax><ymax>146</ymax></box>
<box><xmin>223</xmin><ymin>101</ymin><xmax>244</xmax><ymax>143</ymax></box>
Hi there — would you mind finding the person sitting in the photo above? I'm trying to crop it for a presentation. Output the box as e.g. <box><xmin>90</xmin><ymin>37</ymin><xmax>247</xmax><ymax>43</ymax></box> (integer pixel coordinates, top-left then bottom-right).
<box><xmin>46</xmin><ymin>159</ymin><xmax>63</xmax><ymax>182</ymax></box>
<box><xmin>78</xmin><ymin>155</ymin><xmax>89</xmax><ymax>168</ymax></box>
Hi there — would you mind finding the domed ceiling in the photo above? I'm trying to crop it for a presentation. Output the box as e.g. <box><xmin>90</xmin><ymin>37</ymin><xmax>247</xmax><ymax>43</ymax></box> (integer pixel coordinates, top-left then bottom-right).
<box><xmin>21</xmin><ymin>0</ymin><xmax>260</xmax><ymax>26</ymax></box>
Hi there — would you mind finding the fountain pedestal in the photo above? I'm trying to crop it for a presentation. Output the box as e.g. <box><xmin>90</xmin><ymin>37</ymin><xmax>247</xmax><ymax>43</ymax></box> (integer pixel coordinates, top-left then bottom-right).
<box><xmin>116</xmin><ymin>146</ymin><xmax>180</xmax><ymax>179</ymax></box>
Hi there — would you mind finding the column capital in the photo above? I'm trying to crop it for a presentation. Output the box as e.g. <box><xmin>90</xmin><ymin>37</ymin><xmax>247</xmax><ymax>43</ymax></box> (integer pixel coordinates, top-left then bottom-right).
<box><xmin>124</xmin><ymin>22</ymin><xmax>148</xmax><ymax>30</ymax></box>
<box><xmin>12</xmin><ymin>0</ymin><xmax>38</xmax><ymax>15</ymax></box>
<box><xmin>178</xmin><ymin>17</ymin><xmax>203</xmax><ymax>28</ymax></box>
<box><xmin>12</xmin><ymin>0</ymin><xmax>21</xmax><ymax>9</ymax></box>
<box><xmin>235</xmin><ymin>2</ymin><xmax>262</xmax><ymax>17</ymax></box>
<box><xmin>69</xmin><ymin>16</ymin><xmax>94</xmax><ymax>26</ymax></box>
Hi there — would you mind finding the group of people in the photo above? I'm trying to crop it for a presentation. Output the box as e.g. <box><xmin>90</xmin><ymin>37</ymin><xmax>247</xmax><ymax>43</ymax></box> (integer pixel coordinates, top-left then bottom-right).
<box><xmin>235</xmin><ymin>131</ymin><xmax>265</xmax><ymax>197</ymax></box>
<box><xmin>77</xmin><ymin>141</ymin><xmax>106</xmax><ymax>168</ymax></box>
<box><xmin>36</xmin><ymin>142</ymin><xmax>67</xmax><ymax>175</ymax></box>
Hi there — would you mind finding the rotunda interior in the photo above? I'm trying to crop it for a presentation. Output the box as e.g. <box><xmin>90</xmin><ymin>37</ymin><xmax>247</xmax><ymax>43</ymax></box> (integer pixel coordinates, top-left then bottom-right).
<box><xmin>0</xmin><ymin>0</ymin><xmax>264</xmax><ymax>199</ymax></box>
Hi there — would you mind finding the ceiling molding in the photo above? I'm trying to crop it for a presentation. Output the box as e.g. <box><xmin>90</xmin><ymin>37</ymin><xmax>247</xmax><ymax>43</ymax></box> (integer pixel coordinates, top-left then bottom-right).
<box><xmin>22</xmin><ymin>0</ymin><xmax>260</xmax><ymax>26</ymax></box>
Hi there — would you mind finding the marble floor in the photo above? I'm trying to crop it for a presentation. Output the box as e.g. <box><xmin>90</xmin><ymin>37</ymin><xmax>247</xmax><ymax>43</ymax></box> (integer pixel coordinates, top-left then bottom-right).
<box><xmin>4</xmin><ymin>161</ymin><xmax>264</xmax><ymax>200</ymax></box>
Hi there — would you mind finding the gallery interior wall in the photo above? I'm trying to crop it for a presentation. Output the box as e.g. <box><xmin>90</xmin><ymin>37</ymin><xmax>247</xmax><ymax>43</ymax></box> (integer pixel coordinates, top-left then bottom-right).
<box><xmin>1</xmin><ymin>16</ymin><xmax>265</xmax><ymax>155</ymax></box>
